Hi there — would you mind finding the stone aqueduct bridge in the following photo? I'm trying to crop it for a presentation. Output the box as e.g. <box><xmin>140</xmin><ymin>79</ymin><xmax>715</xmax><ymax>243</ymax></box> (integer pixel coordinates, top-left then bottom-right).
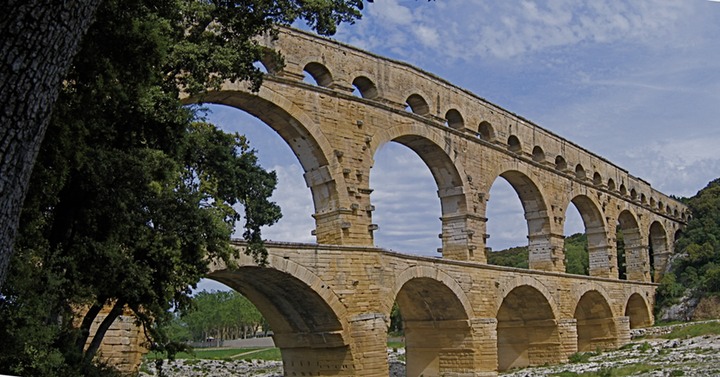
<box><xmin>191</xmin><ymin>28</ymin><xmax>688</xmax><ymax>376</ymax></box>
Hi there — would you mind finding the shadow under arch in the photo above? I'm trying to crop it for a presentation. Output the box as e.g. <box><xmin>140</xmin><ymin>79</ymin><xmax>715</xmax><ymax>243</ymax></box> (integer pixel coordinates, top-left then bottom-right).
<box><xmin>496</xmin><ymin>285</ymin><xmax>561</xmax><ymax>371</ymax></box>
<box><xmin>488</xmin><ymin>168</ymin><xmax>555</xmax><ymax>271</ymax></box>
<box><xmin>188</xmin><ymin>86</ymin><xmax>346</xmax><ymax>243</ymax></box>
<box><xmin>649</xmin><ymin>221</ymin><xmax>669</xmax><ymax>282</ymax></box>
<box><xmin>370</xmin><ymin>125</ymin><xmax>474</xmax><ymax>259</ymax></box>
<box><xmin>625</xmin><ymin>292</ymin><xmax>652</xmax><ymax>329</ymax></box>
<box><xmin>393</xmin><ymin>274</ymin><xmax>474</xmax><ymax>376</ymax></box>
<box><xmin>574</xmin><ymin>290</ymin><xmax>617</xmax><ymax>352</ymax></box>
<box><xmin>568</xmin><ymin>194</ymin><xmax>611</xmax><ymax>277</ymax></box>
<box><xmin>208</xmin><ymin>259</ymin><xmax>354</xmax><ymax>376</ymax></box>
<box><xmin>618</xmin><ymin>210</ymin><xmax>649</xmax><ymax>282</ymax></box>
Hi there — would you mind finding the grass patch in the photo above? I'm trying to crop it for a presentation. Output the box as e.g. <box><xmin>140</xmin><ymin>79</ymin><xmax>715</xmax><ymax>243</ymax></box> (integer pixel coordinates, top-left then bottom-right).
<box><xmin>663</xmin><ymin>322</ymin><xmax>720</xmax><ymax>339</ymax></box>
<box><xmin>387</xmin><ymin>341</ymin><xmax>405</xmax><ymax>350</ymax></box>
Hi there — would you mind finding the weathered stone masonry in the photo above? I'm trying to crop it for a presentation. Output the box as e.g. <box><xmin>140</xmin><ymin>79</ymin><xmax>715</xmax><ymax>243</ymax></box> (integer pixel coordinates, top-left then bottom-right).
<box><xmin>99</xmin><ymin>27</ymin><xmax>687</xmax><ymax>376</ymax></box>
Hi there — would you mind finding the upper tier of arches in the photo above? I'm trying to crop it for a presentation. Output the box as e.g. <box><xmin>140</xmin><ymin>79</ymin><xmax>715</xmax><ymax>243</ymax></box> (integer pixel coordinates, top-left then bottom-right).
<box><xmin>258</xmin><ymin>27</ymin><xmax>688</xmax><ymax>223</ymax></box>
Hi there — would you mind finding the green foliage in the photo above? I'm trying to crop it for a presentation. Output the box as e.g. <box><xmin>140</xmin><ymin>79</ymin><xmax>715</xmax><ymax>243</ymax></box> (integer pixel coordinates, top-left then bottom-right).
<box><xmin>0</xmin><ymin>0</ymin><xmax>364</xmax><ymax>374</ymax></box>
<box><xmin>487</xmin><ymin>246</ymin><xmax>529</xmax><ymax>268</ymax></box>
<box><xmin>175</xmin><ymin>290</ymin><xmax>265</xmax><ymax>342</ymax></box>
<box><xmin>388</xmin><ymin>302</ymin><xmax>403</xmax><ymax>335</ymax></box>
<box><xmin>657</xmin><ymin>178</ymin><xmax>720</xmax><ymax>309</ymax></box>
<box><xmin>565</xmin><ymin>233</ymin><xmax>589</xmax><ymax>275</ymax></box>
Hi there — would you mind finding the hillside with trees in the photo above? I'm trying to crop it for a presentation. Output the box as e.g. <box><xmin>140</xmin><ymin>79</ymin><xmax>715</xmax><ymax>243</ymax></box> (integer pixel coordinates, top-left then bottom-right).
<box><xmin>487</xmin><ymin>233</ymin><xmax>590</xmax><ymax>275</ymax></box>
<box><xmin>657</xmin><ymin>178</ymin><xmax>720</xmax><ymax>313</ymax></box>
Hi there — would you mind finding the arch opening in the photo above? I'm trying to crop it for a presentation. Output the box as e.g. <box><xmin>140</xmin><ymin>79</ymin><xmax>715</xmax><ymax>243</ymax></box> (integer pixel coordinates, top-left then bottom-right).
<box><xmin>303</xmin><ymin>62</ymin><xmax>333</xmax><ymax>87</ymax></box>
<box><xmin>445</xmin><ymin>108</ymin><xmax>464</xmax><ymax>129</ymax></box>
<box><xmin>608</xmin><ymin>179</ymin><xmax>616</xmax><ymax>191</ymax></box>
<box><xmin>555</xmin><ymin>156</ymin><xmax>567</xmax><ymax>171</ymax></box>
<box><xmin>649</xmin><ymin>221</ymin><xmax>669</xmax><ymax>282</ymax></box>
<box><xmin>370</xmin><ymin>142</ymin><xmax>441</xmax><ymax>256</ymax></box>
<box><xmin>574</xmin><ymin>291</ymin><xmax>617</xmax><ymax>352</ymax></box>
<box><xmin>478</xmin><ymin>121</ymin><xmax>495</xmax><ymax>141</ymax></box>
<box><xmin>532</xmin><ymin>146</ymin><xmax>545</xmax><ymax>163</ymax></box>
<box><xmin>618</xmin><ymin>211</ymin><xmax>646</xmax><ymax>281</ymax></box>
<box><xmin>208</xmin><ymin>267</ymin><xmax>352</xmax><ymax>375</ymax></box>
<box><xmin>567</xmin><ymin>195</ymin><xmax>610</xmax><ymax>277</ymax></box>
<box><xmin>625</xmin><ymin>293</ymin><xmax>652</xmax><ymax>329</ymax></box>
<box><xmin>486</xmin><ymin>171</ymin><xmax>552</xmax><ymax>271</ymax></box>
<box><xmin>575</xmin><ymin>164</ymin><xmax>586</xmax><ymax>180</ymax></box>
<box><xmin>497</xmin><ymin>286</ymin><xmax>560</xmax><ymax>371</ymax></box>
<box><xmin>197</xmin><ymin>102</ymin><xmax>320</xmax><ymax>243</ymax></box>
<box><xmin>563</xmin><ymin>203</ymin><xmax>589</xmax><ymax>276</ymax></box>
<box><xmin>507</xmin><ymin>135</ymin><xmax>522</xmax><ymax>153</ymax></box>
<box><xmin>406</xmin><ymin>94</ymin><xmax>430</xmax><ymax>115</ymax></box>
<box><xmin>593</xmin><ymin>172</ymin><xmax>603</xmax><ymax>186</ymax></box>
<box><xmin>352</xmin><ymin>76</ymin><xmax>378</xmax><ymax>99</ymax></box>
<box><xmin>395</xmin><ymin>277</ymin><xmax>473</xmax><ymax>376</ymax></box>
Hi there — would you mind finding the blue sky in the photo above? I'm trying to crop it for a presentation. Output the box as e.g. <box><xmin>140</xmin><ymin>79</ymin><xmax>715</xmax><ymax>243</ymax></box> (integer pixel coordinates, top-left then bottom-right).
<box><xmin>196</xmin><ymin>1</ymin><xmax>720</xmax><ymax>292</ymax></box>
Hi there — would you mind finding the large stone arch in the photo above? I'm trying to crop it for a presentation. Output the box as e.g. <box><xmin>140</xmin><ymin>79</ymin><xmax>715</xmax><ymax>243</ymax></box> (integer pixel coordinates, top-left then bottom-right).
<box><xmin>618</xmin><ymin>210</ymin><xmax>650</xmax><ymax>281</ymax></box>
<box><xmin>649</xmin><ymin>220</ymin><xmax>670</xmax><ymax>282</ymax></box>
<box><xmin>496</xmin><ymin>284</ymin><xmax>562</xmax><ymax>371</ymax></box>
<box><xmin>370</xmin><ymin>125</ymin><xmax>479</xmax><ymax>260</ymax></box>
<box><xmin>208</xmin><ymin>254</ymin><xmax>354</xmax><ymax>376</ymax></box>
<box><xmin>573</xmin><ymin>290</ymin><xmax>617</xmax><ymax>351</ymax></box>
<box><xmin>390</xmin><ymin>266</ymin><xmax>476</xmax><ymax>376</ymax></box>
<box><xmin>625</xmin><ymin>292</ymin><xmax>653</xmax><ymax>329</ymax></box>
<box><xmin>567</xmin><ymin>194</ymin><xmax>612</xmax><ymax>278</ymax></box>
<box><xmin>486</xmin><ymin>164</ymin><xmax>558</xmax><ymax>272</ymax></box>
<box><xmin>189</xmin><ymin>84</ymin><xmax>350</xmax><ymax>245</ymax></box>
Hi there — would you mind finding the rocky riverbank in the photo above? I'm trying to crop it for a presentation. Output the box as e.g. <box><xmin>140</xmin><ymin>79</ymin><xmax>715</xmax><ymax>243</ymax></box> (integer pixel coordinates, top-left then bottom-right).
<box><xmin>140</xmin><ymin>322</ymin><xmax>720</xmax><ymax>376</ymax></box>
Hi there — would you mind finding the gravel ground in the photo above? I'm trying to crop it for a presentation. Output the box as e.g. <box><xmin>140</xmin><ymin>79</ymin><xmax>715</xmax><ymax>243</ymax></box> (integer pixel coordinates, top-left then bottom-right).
<box><xmin>141</xmin><ymin>327</ymin><xmax>720</xmax><ymax>376</ymax></box>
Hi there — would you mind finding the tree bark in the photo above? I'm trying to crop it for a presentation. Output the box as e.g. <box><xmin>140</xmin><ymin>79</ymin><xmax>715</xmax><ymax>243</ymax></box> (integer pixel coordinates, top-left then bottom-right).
<box><xmin>75</xmin><ymin>302</ymin><xmax>103</xmax><ymax>356</ymax></box>
<box><xmin>0</xmin><ymin>0</ymin><xmax>102</xmax><ymax>288</ymax></box>
<box><xmin>83</xmin><ymin>299</ymin><xmax>125</xmax><ymax>365</ymax></box>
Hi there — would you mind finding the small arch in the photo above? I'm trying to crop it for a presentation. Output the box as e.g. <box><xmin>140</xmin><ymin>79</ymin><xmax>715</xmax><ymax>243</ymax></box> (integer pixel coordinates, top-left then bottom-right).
<box><xmin>497</xmin><ymin>285</ymin><xmax>560</xmax><ymax>371</ymax></box>
<box><xmin>619</xmin><ymin>184</ymin><xmax>627</xmax><ymax>196</ymax></box>
<box><xmin>641</xmin><ymin>193</ymin><xmax>647</xmax><ymax>205</ymax></box>
<box><xmin>478</xmin><ymin>121</ymin><xmax>495</xmax><ymax>141</ymax></box>
<box><xmin>593</xmin><ymin>172</ymin><xmax>603</xmax><ymax>186</ymax></box>
<box><xmin>405</xmin><ymin>94</ymin><xmax>430</xmax><ymax>115</ymax></box>
<box><xmin>507</xmin><ymin>135</ymin><xmax>522</xmax><ymax>153</ymax></box>
<box><xmin>303</xmin><ymin>62</ymin><xmax>333</xmax><ymax>87</ymax></box>
<box><xmin>666</xmin><ymin>204</ymin><xmax>671</xmax><ymax>214</ymax></box>
<box><xmin>607</xmin><ymin>179</ymin><xmax>616</xmax><ymax>191</ymax></box>
<box><xmin>555</xmin><ymin>156</ymin><xmax>567</xmax><ymax>171</ymax></box>
<box><xmin>575</xmin><ymin>164</ymin><xmax>586</xmax><ymax>180</ymax></box>
<box><xmin>625</xmin><ymin>293</ymin><xmax>652</xmax><ymax>329</ymax></box>
<box><xmin>574</xmin><ymin>290</ymin><xmax>617</xmax><ymax>351</ymax></box>
<box><xmin>630</xmin><ymin>189</ymin><xmax>637</xmax><ymax>201</ymax></box>
<box><xmin>351</xmin><ymin>76</ymin><xmax>378</xmax><ymax>99</ymax></box>
<box><xmin>650</xmin><ymin>197</ymin><xmax>657</xmax><ymax>207</ymax></box>
<box><xmin>673</xmin><ymin>208</ymin><xmax>679</xmax><ymax>218</ymax></box>
<box><xmin>532</xmin><ymin>146</ymin><xmax>545</xmax><ymax>162</ymax></box>
<box><xmin>658</xmin><ymin>200</ymin><xmax>664</xmax><ymax>211</ymax></box>
<box><xmin>445</xmin><ymin>109</ymin><xmax>464</xmax><ymax>130</ymax></box>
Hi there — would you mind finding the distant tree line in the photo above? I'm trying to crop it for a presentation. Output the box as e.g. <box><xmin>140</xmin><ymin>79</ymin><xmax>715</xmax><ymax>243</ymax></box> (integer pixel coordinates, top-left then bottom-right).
<box><xmin>166</xmin><ymin>290</ymin><xmax>266</xmax><ymax>343</ymax></box>
<box><xmin>487</xmin><ymin>232</ymin><xmax>592</xmax><ymax>275</ymax></box>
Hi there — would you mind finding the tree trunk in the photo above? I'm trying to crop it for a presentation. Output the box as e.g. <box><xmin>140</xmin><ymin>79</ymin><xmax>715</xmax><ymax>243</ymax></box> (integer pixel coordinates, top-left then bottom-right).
<box><xmin>75</xmin><ymin>302</ymin><xmax>103</xmax><ymax>356</ymax></box>
<box><xmin>83</xmin><ymin>299</ymin><xmax>125</xmax><ymax>365</ymax></box>
<box><xmin>0</xmin><ymin>0</ymin><xmax>102</xmax><ymax>288</ymax></box>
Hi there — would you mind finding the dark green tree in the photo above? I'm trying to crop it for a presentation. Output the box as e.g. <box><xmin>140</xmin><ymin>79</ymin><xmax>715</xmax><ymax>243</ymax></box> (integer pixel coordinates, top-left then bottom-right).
<box><xmin>0</xmin><ymin>0</ymin><xmax>364</xmax><ymax>375</ymax></box>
